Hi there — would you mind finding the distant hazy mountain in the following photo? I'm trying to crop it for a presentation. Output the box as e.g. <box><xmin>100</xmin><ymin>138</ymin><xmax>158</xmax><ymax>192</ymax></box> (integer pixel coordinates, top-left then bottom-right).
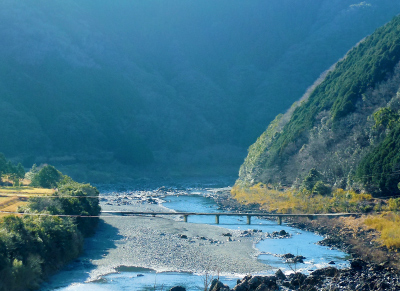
<box><xmin>237</xmin><ymin>14</ymin><xmax>400</xmax><ymax>197</ymax></box>
<box><xmin>1</xmin><ymin>0</ymin><xmax>400</xmax><ymax>178</ymax></box>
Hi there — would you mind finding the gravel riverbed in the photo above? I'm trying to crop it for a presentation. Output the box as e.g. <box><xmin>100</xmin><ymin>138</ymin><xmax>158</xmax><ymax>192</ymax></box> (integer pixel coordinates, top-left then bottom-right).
<box><xmin>84</xmin><ymin>190</ymin><xmax>270</xmax><ymax>281</ymax></box>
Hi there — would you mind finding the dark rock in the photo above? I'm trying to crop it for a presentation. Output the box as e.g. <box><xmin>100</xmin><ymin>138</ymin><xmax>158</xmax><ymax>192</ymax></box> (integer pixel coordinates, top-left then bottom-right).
<box><xmin>377</xmin><ymin>281</ymin><xmax>390</xmax><ymax>290</ymax></box>
<box><xmin>289</xmin><ymin>272</ymin><xmax>306</xmax><ymax>287</ymax></box>
<box><xmin>350</xmin><ymin>259</ymin><xmax>367</xmax><ymax>271</ymax></box>
<box><xmin>209</xmin><ymin>279</ymin><xmax>230</xmax><ymax>291</ymax></box>
<box><xmin>147</xmin><ymin>198</ymin><xmax>157</xmax><ymax>204</ymax></box>
<box><xmin>292</xmin><ymin>255</ymin><xmax>306</xmax><ymax>263</ymax></box>
<box><xmin>232</xmin><ymin>276</ymin><xmax>251</xmax><ymax>291</ymax></box>
<box><xmin>304</xmin><ymin>274</ymin><xmax>322</xmax><ymax>286</ymax></box>
<box><xmin>281</xmin><ymin>280</ymin><xmax>291</xmax><ymax>288</ymax></box>
<box><xmin>328</xmin><ymin>261</ymin><xmax>335</xmax><ymax>265</ymax></box>
<box><xmin>311</xmin><ymin>266</ymin><xmax>338</xmax><ymax>277</ymax></box>
<box><xmin>275</xmin><ymin>269</ymin><xmax>286</xmax><ymax>281</ymax></box>
<box><xmin>248</xmin><ymin>276</ymin><xmax>262</xmax><ymax>289</ymax></box>
<box><xmin>317</xmin><ymin>236</ymin><xmax>341</xmax><ymax>247</ymax></box>
<box><xmin>222</xmin><ymin>233</ymin><xmax>232</xmax><ymax>237</ymax></box>
<box><xmin>378</xmin><ymin>262</ymin><xmax>389</xmax><ymax>270</ymax></box>
<box><xmin>179</xmin><ymin>234</ymin><xmax>188</xmax><ymax>239</ymax></box>
<box><xmin>254</xmin><ymin>282</ymin><xmax>278</xmax><ymax>291</ymax></box>
<box><xmin>231</xmin><ymin>282</ymin><xmax>248</xmax><ymax>291</ymax></box>
<box><xmin>279</xmin><ymin>230</ymin><xmax>287</xmax><ymax>236</ymax></box>
<box><xmin>242</xmin><ymin>275</ymin><xmax>252</xmax><ymax>282</ymax></box>
<box><xmin>254</xmin><ymin>283</ymin><xmax>268</xmax><ymax>291</ymax></box>
<box><xmin>169</xmin><ymin>287</ymin><xmax>186</xmax><ymax>291</ymax></box>
<box><xmin>282</xmin><ymin>253</ymin><xmax>295</xmax><ymax>259</ymax></box>
<box><xmin>261</xmin><ymin>277</ymin><xmax>278</xmax><ymax>290</ymax></box>
<box><xmin>137</xmin><ymin>274</ymin><xmax>144</xmax><ymax>277</ymax></box>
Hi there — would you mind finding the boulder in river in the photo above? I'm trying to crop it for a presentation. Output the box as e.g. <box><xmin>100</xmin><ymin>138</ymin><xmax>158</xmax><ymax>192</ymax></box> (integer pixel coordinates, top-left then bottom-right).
<box><xmin>282</xmin><ymin>253</ymin><xmax>295</xmax><ymax>259</ymax></box>
<box><xmin>311</xmin><ymin>266</ymin><xmax>338</xmax><ymax>277</ymax></box>
<box><xmin>279</xmin><ymin>230</ymin><xmax>287</xmax><ymax>236</ymax></box>
<box><xmin>275</xmin><ymin>269</ymin><xmax>286</xmax><ymax>281</ymax></box>
<box><xmin>292</xmin><ymin>256</ymin><xmax>305</xmax><ymax>264</ymax></box>
<box><xmin>170</xmin><ymin>286</ymin><xmax>186</xmax><ymax>291</ymax></box>
<box><xmin>209</xmin><ymin>279</ymin><xmax>230</xmax><ymax>291</ymax></box>
<box><xmin>232</xmin><ymin>275</ymin><xmax>278</xmax><ymax>291</ymax></box>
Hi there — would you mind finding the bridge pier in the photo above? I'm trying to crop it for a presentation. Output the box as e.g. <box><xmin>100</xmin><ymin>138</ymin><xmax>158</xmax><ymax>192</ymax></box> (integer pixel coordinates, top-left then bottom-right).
<box><xmin>278</xmin><ymin>216</ymin><xmax>282</xmax><ymax>225</ymax></box>
<box><xmin>183</xmin><ymin>215</ymin><xmax>188</xmax><ymax>222</ymax></box>
<box><xmin>247</xmin><ymin>215</ymin><xmax>251</xmax><ymax>225</ymax></box>
<box><xmin>215</xmin><ymin>215</ymin><xmax>220</xmax><ymax>224</ymax></box>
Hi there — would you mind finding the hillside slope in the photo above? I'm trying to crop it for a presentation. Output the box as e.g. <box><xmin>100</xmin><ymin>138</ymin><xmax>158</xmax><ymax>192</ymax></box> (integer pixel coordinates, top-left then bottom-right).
<box><xmin>237</xmin><ymin>14</ymin><xmax>400</xmax><ymax>197</ymax></box>
<box><xmin>2</xmin><ymin>1</ymin><xmax>400</xmax><ymax>178</ymax></box>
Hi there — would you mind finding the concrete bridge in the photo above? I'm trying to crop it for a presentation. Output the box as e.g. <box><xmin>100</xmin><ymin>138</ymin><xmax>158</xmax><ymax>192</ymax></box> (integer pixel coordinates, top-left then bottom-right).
<box><xmin>101</xmin><ymin>211</ymin><xmax>360</xmax><ymax>225</ymax></box>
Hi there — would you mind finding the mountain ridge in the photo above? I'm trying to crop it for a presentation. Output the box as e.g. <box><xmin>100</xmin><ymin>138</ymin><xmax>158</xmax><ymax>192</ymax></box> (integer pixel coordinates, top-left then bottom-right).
<box><xmin>2</xmin><ymin>1</ymin><xmax>400</xmax><ymax>180</ymax></box>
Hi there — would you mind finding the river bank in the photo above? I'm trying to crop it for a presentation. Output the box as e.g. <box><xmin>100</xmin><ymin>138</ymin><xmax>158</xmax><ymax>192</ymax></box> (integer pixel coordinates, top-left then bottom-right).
<box><xmin>205</xmin><ymin>260</ymin><xmax>400</xmax><ymax>290</ymax></box>
<box><xmin>206</xmin><ymin>189</ymin><xmax>400</xmax><ymax>290</ymax></box>
<box><xmin>41</xmin><ymin>184</ymin><xmax>354</xmax><ymax>290</ymax></box>
<box><xmin>86</xmin><ymin>215</ymin><xmax>269</xmax><ymax>280</ymax></box>
<box><xmin>41</xmin><ymin>187</ymin><xmax>270</xmax><ymax>289</ymax></box>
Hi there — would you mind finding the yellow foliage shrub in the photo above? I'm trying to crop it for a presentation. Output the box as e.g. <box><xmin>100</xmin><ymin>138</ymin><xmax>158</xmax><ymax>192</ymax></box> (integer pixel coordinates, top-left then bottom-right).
<box><xmin>231</xmin><ymin>184</ymin><xmax>372</xmax><ymax>214</ymax></box>
<box><xmin>232</xmin><ymin>184</ymin><xmax>400</xmax><ymax>250</ymax></box>
<box><xmin>364</xmin><ymin>213</ymin><xmax>400</xmax><ymax>249</ymax></box>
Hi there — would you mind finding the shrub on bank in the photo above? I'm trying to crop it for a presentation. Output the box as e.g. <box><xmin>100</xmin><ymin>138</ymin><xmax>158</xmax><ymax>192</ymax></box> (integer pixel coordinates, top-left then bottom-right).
<box><xmin>232</xmin><ymin>184</ymin><xmax>400</xmax><ymax>250</ymax></box>
<box><xmin>231</xmin><ymin>184</ymin><xmax>372</xmax><ymax>214</ymax></box>
<box><xmin>0</xmin><ymin>167</ymin><xmax>100</xmax><ymax>291</ymax></box>
<box><xmin>364</xmin><ymin>213</ymin><xmax>400</xmax><ymax>249</ymax></box>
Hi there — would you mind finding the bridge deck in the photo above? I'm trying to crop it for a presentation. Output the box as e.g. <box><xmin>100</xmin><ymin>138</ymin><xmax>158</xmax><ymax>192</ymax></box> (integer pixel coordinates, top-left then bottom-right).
<box><xmin>100</xmin><ymin>211</ymin><xmax>360</xmax><ymax>225</ymax></box>
<box><xmin>100</xmin><ymin>211</ymin><xmax>359</xmax><ymax>217</ymax></box>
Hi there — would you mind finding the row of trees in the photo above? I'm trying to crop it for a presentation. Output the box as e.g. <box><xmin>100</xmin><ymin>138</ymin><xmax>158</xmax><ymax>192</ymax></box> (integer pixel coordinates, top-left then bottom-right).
<box><xmin>0</xmin><ymin>153</ymin><xmax>25</xmax><ymax>186</ymax></box>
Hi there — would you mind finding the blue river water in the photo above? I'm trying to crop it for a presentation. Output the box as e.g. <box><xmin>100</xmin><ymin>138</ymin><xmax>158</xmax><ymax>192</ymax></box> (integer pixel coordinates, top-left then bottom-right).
<box><xmin>164</xmin><ymin>194</ymin><xmax>350</xmax><ymax>273</ymax></box>
<box><xmin>40</xmin><ymin>187</ymin><xmax>350</xmax><ymax>291</ymax></box>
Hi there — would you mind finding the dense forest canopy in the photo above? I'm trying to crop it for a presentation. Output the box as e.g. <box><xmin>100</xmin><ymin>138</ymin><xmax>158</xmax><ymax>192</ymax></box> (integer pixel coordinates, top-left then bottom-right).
<box><xmin>237</xmin><ymin>14</ymin><xmax>400</xmax><ymax>197</ymax></box>
<box><xmin>1</xmin><ymin>0</ymin><xmax>400</xmax><ymax>179</ymax></box>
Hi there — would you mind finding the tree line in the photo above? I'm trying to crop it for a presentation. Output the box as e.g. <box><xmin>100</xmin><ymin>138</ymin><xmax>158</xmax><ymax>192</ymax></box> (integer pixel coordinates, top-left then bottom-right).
<box><xmin>0</xmin><ymin>154</ymin><xmax>101</xmax><ymax>290</ymax></box>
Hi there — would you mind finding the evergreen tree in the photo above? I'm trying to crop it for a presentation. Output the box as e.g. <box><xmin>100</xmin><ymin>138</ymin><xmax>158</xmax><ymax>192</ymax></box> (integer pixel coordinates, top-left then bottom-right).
<box><xmin>31</xmin><ymin>165</ymin><xmax>61</xmax><ymax>188</ymax></box>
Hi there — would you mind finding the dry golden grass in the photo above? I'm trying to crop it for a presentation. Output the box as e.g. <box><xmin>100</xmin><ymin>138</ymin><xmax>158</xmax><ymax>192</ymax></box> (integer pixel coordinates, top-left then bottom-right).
<box><xmin>0</xmin><ymin>186</ymin><xmax>54</xmax><ymax>195</ymax></box>
<box><xmin>0</xmin><ymin>187</ymin><xmax>54</xmax><ymax>217</ymax></box>
<box><xmin>1</xmin><ymin>201</ymin><xmax>27</xmax><ymax>212</ymax></box>
<box><xmin>364</xmin><ymin>212</ymin><xmax>400</xmax><ymax>249</ymax></box>
<box><xmin>231</xmin><ymin>184</ymin><xmax>372</xmax><ymax>214</ymax></box>
<box><xmin>232</xmin><ymin>184</ymin><xmax>400</xmax><ymax>250</ymax></box>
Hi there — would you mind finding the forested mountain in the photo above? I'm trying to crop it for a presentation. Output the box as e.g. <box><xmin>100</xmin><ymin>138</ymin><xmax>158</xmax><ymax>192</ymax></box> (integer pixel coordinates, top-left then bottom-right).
<box><xmin>237</xmin><ymin>14</ymin><xmax>400</xmax><ymax>197</ymax></box>
<box><xmin>2</xmin><ymin>0</ymin><xmax>400</xmax><ymax>179</ymax></box>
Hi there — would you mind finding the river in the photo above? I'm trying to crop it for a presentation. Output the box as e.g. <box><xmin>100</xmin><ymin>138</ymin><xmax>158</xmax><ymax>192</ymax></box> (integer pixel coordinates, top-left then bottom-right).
<box><xmin>39</xmin><ymin>182</ymin><xmax>350</xmax><ymax>291</ymax></box>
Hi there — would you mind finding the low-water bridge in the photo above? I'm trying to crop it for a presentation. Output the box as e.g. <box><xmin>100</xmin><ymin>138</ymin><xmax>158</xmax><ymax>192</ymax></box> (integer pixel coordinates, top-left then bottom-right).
<box><xmin>101</xmin><ymin>211</ymin><xmax>360</xmax><ymax>225</ymax></box>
